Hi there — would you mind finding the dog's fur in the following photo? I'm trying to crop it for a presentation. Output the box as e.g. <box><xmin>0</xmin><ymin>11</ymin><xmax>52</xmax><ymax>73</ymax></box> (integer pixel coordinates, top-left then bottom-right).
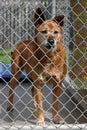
<box><xmin>7</xmin><ymin>8</ymin><xmax>67</xmax><ymax>124</ymax></box>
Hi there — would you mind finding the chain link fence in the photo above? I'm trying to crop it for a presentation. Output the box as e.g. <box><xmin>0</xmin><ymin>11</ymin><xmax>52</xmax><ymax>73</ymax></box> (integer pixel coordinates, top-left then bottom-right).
<box><xmin>0</xmin><ymin>0</ymin><xmax>87</xmax><ymax>129</ymax></box>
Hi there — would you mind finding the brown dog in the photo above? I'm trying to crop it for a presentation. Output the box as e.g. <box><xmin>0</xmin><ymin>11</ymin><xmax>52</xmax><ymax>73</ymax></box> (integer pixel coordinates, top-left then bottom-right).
<box><xmin>7</xmin><ymin>8</ymin><xmax>67</xmax><ymax>124</ymax></box>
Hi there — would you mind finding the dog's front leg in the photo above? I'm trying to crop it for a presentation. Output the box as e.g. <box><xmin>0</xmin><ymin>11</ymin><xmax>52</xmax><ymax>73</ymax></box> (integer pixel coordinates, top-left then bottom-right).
<box><xmin>33</xmin><ymin>80</ymin><xmax>44</xmax><ymax>125</ymax></box>
<box><xmin>7</xmin><ymin>70</ymin><xmax>21</xmax><ymax>111</ymax></box>
<box><xmin>52</xmin><ymin>81</ymin><xmax>62</xmax><ymax>124</ymax></box>
<box><xmin>7</xmin><ymin>76</ymin><xmax>18</xmax><ymax>111</ymax></box>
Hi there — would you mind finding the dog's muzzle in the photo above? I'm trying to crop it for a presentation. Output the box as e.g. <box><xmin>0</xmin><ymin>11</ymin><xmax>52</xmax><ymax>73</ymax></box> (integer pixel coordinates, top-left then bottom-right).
<box><xmin>46</xmin><ymin>37</ymin><xmax>55</xmax><ymax>49</ymax></box>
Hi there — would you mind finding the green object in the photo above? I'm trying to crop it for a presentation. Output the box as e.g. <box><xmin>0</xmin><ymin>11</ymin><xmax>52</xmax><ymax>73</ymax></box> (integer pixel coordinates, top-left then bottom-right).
<box><xmin>0</xmin><ymin>49</ymin><xmax>13</xmax><ymax>64</ymax></box>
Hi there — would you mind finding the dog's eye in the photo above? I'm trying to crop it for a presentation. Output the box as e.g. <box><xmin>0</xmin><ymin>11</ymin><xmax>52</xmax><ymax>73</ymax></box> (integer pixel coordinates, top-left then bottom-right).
<box><xmin>41</xmin><ymin>30</ymin><xmax>47</xmax><ymax>34</ymax></box>
<box><xmin>54</xmin><ymin>31</ymin><xmax>58</xmax><ymax>34</ymax></box>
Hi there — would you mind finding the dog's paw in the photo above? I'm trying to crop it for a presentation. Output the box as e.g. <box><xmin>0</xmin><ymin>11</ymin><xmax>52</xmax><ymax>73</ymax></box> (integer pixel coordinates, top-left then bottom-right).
<box><xmin>7</xmin><ymin>104</ymin><xmax>14</xmax><ymax>111</ymax></box>
<box><xmin>53</xmin><ymin>115</ymin><xmax>62</xmax><ymax>124</ymax></box>
<box><xmin>37</xmin><ymin>117</ymin><xmax>45</xmax><ymax>125</ymax></box>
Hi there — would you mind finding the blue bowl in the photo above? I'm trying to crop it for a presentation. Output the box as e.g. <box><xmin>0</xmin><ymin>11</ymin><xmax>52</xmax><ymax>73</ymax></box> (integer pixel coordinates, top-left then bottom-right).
<box><xmin>0</xmin><ymin>63</ymin><xmax>27</xmax><ymax>79</ymax></box>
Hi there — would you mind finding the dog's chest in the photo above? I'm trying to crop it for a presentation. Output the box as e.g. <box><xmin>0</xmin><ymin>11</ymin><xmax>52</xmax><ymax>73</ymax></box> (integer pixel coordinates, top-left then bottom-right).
<box><xmin>39</xmin><ymin>63</ymin><xmax>62</xmax><ymax>81</ymax></box>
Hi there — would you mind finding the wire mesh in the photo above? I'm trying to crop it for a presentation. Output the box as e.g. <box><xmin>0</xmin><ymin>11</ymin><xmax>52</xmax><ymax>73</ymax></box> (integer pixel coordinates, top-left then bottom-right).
<box><xmin>0</xmin><ymin>0</ymin><xmax>87</xmax><ymax>129</ymax></box>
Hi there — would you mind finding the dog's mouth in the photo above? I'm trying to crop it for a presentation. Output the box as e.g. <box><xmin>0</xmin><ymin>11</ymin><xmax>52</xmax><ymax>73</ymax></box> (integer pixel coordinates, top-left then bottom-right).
<box><xmin>45</xmin><ymin>37</ymin><xmax>56</xmax><ymax>50</ymax></box>
<box><xmin>46</xmin><ymin>43</ymin><xmax>55</xmax><ymax>49</ymax></box>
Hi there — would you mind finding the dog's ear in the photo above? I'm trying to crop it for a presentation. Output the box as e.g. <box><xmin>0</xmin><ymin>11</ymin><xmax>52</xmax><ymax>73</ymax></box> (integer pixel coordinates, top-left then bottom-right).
<box><xmin>34</xmin><ymin>8</ymin><xmax>45</xmax><ymax>26</ymax></box>
<box><xmin>53</xmin><ymin>15</ymin><xmax>64</xmax><ymax>26</ymax></box>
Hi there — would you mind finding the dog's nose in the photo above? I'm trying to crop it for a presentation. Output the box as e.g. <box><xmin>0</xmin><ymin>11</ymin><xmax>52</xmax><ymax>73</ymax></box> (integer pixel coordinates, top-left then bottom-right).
<box><xmin>48</xmin><ymin>37</ymin><xmax>54</xmax><ymax>45</ymax></box>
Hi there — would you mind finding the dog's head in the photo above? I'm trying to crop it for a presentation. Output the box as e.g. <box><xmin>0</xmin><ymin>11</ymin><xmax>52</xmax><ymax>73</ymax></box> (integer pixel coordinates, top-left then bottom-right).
<box><xmin>34</xmin><ymin>8</ymin><xmax>64</xmax><ymax>51</ymax></box>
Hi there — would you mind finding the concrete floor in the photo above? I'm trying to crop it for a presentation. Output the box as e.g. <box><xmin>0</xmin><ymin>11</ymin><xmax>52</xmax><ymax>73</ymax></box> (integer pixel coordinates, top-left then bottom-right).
<box><xmin>0</xmin><ymin>80</ymin><xmax>87</xmax><ymax>125</ymax></box>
